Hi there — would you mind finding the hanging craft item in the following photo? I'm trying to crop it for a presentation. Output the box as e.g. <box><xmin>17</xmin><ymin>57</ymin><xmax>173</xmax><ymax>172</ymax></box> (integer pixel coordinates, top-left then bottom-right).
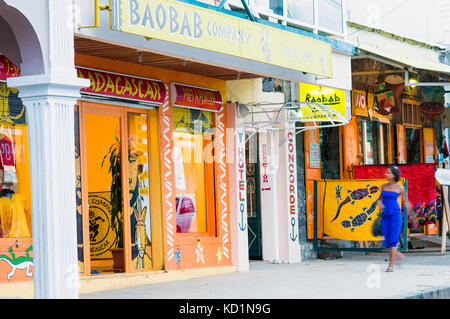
<box><xmin>373</xmin><ymin>82</ymin><xmax>395</xmax><ymax>115</ymax></box>
<box><xmin>420</xmin><ymin>86</ymin><xmax>445</xmax><ymax>119</ymax></box>
<box><xmin>384</xmin><ymin>74</ymin><xmax>405</xmax><ymax>101</ymax></box>
<box><xmin>0</xmin><ymin>128</ymin><xmax>17</xmax><ymax>184</ymax></box>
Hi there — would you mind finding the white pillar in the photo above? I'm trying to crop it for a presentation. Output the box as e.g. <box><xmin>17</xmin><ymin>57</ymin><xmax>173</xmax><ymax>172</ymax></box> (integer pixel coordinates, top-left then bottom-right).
<box><xmin>6</xmin><ymin>0</ymin><xmax>90</xmax><ymax>298</ymax></box>
<box><xmin>259</xmin><ymin>126</ymin><xmax>301</xmax><ymax>264</ymax></box>
<box><xmin>228</xmin><ymin>104</ymin><xmax>249</xmax><ymax>272</ymax></box>
<box><xmin>277</xmin><ymin>126</ymin><xmax>301</xmax><ymax>263</ymax></box>
<box><xmin>8</xmin><ymin>74</ymin><xmax>89</xmax><ymax>298</ymax></box>
<box><xmin>259</xmin><ymin>130</ymin><xmax>280</xmax><ymax>263</ymax></box>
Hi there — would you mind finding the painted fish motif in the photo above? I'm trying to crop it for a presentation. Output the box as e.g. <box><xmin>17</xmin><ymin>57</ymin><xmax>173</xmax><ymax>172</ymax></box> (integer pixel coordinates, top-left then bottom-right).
<box><xmin>331</xmin><ymin>184</ymin><xmax>379</xmax><ymax>223</ymax></box>
<box><xmin>340</xmin><ymin>198</ymin><xmax>379</xmax><ymax>232</ymax></box>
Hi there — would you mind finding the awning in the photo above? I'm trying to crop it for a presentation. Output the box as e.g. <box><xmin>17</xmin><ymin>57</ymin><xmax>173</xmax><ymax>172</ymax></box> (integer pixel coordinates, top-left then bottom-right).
<box><xmin>352</xmin><ymin>41</ymin><xmax>450</xmax><ymax>76</ymax></box>
<box><xmin>238</xmin><ymin>101</ymin><xmax>348</xmax><ymax>158</ymax></box>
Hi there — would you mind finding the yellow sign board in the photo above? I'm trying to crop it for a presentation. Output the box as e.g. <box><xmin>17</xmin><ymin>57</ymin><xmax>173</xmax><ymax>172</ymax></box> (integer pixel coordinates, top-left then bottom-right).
<box><xmin>320</xmin><ymin>179</ymin><xmax>404</xmax><ymax>241</ymax></box>
<box><xmin>299</xmin><ymin>83</ymin><xmax>346</xmax><ymax>121</ymax></box>
<box><xmin>110</xmin><ymin>0</ymin><xmax>333</xmax><ymax>77</ymax></box>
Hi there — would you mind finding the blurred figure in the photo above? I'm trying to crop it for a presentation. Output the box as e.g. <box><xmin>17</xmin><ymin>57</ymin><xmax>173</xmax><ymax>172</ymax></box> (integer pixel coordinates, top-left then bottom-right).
<box><xmin>377</xmin><ymin>166</ymin><xmax>413</xmax><ymax>272</ymax></box>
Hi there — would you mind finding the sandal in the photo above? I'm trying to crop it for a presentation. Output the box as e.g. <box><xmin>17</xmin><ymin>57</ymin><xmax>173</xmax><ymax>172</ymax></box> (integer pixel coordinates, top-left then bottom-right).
<box><xmin>385</xmin><ymin>267</ymin><xmax>394</xmax><ymax>272</ymax></box>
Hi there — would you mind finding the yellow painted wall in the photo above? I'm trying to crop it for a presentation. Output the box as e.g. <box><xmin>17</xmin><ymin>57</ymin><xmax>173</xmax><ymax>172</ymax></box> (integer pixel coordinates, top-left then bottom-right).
<box><xmin>226</xmin><ymin>78</ymin><xmax>284</xmax><ymax>105</ymax></box>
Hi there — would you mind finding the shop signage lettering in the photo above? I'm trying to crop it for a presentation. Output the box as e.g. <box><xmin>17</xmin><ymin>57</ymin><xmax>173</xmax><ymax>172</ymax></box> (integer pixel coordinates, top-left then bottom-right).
<box><xmin>299</xmin><ymin>83</ymin><xmax>346</xmax><ymax>121</ymax></box>
<box><xmin>77</xmin><ymin>67</ymin><xmax>166</xmax><ymax>104</ymax></box>
<box><xmin>352</xmin><ymin>90</ymin><xmax>368</xmax><ymax>117</ymax></box>
<box><xmin>236</xmin><ymin>129</ymin><xmax>247</xmax><ymax>232</ymax></box>
<box><xmin>261</xmin><ymin>143</ymin><xmax>270</xmax><ymax>191</ymax></box>
<box><xmin>305</xmin><ymin>93</ymin><xmax>341</xmax><ymax>105</ymax></box>
<box><xmin>171</xmin><ymin>83</ymin><xmax>222</xmax><ymax>112</ymax></box>
<box><xmin>111</xmin><ymin>0</ymin><xmax>333</xmax><ymax>77</ymax></box>
<box><xmin>287</xmin><ymin>131</ymin><xmax>298</xmax><ymax>242</ymax></box>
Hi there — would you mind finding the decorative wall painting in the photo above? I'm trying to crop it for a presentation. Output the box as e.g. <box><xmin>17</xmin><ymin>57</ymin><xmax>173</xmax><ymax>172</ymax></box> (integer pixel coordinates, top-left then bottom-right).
<box><xmin>319</xmin><ymin>179</ymin><xmax>400</xmax><ymax>241</ymax></box>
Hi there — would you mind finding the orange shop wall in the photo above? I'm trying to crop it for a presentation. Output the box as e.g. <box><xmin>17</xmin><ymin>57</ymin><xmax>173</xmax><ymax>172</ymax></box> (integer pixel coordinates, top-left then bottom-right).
<box><xmin>75</xmin><ymin>54</ymin><xmax>232</xmax><ymax>270</ymax></box>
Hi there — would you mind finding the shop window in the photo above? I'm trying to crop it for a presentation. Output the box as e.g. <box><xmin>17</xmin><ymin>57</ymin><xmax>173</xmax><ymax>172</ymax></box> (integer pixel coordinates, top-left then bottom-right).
<box><xmin>262</xmin><ymin>78</ymin><xmax>284</xmax><ymax>93</ymax></box>
<box><xmin>0</xmin><ymin>82</ymin><xmax>31</xmax><ymax>239</ymax></box>
<box><xmin>405</xmin><ymin>127</ymin><xmax>421</xmax><ymax>164</ymax></box>
<box><xmin>172</xmin><ymin>107</ymin><xmax>216</xmax><ymax>234</ymax></box>
<box><xmin>358</xmin><ymin>119</ymin><xmax>389</xmax><ymax>165</ymax></box>
<box><xmin>317</xmin><ymin>0</ymin><xmax>343</xmax><ymax>33</ymax></box>
<box><xmin>402</xmin><ymin>99</ymin><xmax>421</xmax><ymax>126</ymax></box>
<box><xmin>319</xmin><ymin>127</ymin><xmax>340</xmax><ymax>179</ymax></box>
<box><xmin>286</xmin><ymin>0</ymin><xmax>314</xmax><ymax>25</ymax></box>
<box><xmin>254</xmin><ymin>0</ymin><xmax>283</xmax><ymax>16</ymax></box>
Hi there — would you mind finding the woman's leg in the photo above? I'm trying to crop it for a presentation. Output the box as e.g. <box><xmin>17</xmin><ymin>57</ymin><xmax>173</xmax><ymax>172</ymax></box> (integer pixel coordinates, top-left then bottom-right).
<box><xmin>388</xmin><ymin>247</ymin><xmax>397</xmax><ymax>269</ymax></box>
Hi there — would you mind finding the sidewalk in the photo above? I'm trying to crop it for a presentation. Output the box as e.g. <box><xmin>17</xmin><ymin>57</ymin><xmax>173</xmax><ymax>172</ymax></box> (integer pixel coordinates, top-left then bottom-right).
<box><xmin>80</xmin><ymin>250</ymin><xmax>450</xmax><ymax>299</ymax></box>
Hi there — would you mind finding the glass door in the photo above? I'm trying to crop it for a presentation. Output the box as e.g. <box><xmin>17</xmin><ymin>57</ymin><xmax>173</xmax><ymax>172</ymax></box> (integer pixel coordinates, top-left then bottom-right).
<box><xmin>127</xmin><ymin>112</ymin><xmax>154</xmax><ymax>271</ymax></box>
<box><xmin>83</xmin><ymin>104</ymin><xmax>125</xmax><ymax>274</ymax></box>
<box><xmin>79</xmin><ymin>102</ymin><xmax>159</xmax><ymax>275</ymax></box>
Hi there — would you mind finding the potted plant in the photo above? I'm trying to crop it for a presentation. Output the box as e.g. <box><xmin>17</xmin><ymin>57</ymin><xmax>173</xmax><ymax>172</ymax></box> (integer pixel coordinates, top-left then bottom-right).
<box><xmin>102</xmin><ymin>136</ymin><xmax>124</xmax><ymax>272</ymax></box>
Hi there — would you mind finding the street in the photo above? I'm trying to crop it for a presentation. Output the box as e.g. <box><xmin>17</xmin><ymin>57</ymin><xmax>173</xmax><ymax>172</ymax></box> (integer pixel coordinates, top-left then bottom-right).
<box><xmin>81</xmin><ymin>251</ymin><xmax>450</xmax><ymax>299</ymax></box>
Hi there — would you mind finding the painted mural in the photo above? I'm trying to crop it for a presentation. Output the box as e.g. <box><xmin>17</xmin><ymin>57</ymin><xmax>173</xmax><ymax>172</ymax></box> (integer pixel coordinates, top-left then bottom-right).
<box><xmin>0</xmin><ymin>244</ymin><xmax>33</xmax><ymax>282</ymax></box>
<box><xmin>128</xmin><ymin>112</ymin><xmax>153</xmax><ymax>270</ymax></box>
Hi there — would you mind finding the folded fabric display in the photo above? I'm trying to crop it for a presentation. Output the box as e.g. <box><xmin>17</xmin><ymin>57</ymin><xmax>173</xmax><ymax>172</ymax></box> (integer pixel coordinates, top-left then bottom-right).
<box><xmin>0</xmin><ymin>193</ymin><xmax>30</xmax><ymax>238</ymax></box>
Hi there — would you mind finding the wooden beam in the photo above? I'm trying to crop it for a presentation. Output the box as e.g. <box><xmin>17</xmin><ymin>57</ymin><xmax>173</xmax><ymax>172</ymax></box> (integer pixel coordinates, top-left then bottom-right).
<box><xmin>352</xmin><ymin>70</ymin><xmax>405</xmax><ymax>76</ymax></box>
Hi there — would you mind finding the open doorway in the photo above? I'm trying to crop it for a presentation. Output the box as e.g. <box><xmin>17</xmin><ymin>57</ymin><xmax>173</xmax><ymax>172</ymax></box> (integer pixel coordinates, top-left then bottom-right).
<box><xmin>246</xmin><ymin>132</ymin><xmax>262</xmax><ymax>259</ymax></box>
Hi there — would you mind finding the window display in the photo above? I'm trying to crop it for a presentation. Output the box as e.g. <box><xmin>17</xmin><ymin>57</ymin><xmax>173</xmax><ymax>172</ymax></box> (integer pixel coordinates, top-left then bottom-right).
<box><xmin>172</xmin><ymin>107</ymin><xmax>216</xmax><ymax>234</ymax></box>
<box><xmin>359</xmin><ymin>120</ymin><xmax>389</xmax><ymax>165</ymax></box>
<box><xmin>0</xmin><ymin>82</ymin><xmax>31</xmax><ymax>238</ymax></box>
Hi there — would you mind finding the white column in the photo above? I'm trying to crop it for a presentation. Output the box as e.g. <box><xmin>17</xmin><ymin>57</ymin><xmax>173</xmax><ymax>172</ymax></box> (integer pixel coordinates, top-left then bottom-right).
<box><xmin>8</xmin><ymin>74</ymin><xmax>89</xmax><ymax>298</ymax></box>
<box><xmin>228</xmin><ymin>104</ymin><xmax>249</xmax><ymax>272</ymax></box>
<box><xmin>276</xmin><ymin>126</ymin><xmax>301</xmax><ymax>263</ymax></box>
<box><xmin>259</xmin><ymin>130</ymin><xmax>280</xmax><ymax>263</ymax></box>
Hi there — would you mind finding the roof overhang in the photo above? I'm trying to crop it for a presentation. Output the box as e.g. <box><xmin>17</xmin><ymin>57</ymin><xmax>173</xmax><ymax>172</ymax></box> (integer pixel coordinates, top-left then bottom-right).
<box><xmin>352</xmin><ymin>42</ymin><xmax>450</xmax><ymax>78</ymax></box>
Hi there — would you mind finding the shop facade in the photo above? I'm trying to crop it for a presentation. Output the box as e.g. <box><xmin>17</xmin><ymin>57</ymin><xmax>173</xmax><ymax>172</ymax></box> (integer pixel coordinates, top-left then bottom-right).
<box><xmin>0</xmin><ymin>0</ymin><xmax>355</xmax><ymax>298</ymax></box>
<box><xmin>308</xmin><ymin>22</ymin><xmax>450</xmax><ymax>249</ymax></box>
<box><xmin>226</xmin><ymin>40</ymin><xmax>354</xmax><ymax>263</ymax></box>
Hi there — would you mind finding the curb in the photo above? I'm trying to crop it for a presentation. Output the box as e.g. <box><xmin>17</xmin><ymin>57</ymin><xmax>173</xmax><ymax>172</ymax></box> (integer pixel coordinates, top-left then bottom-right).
<box><xmin>406</xmin><ymin>286</ymin><xmax>450</xmax><ymax>299</ymax></box>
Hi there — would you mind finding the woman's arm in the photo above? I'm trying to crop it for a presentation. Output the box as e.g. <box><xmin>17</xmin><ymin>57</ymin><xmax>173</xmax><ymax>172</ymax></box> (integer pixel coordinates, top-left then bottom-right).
<box><xmin>400</xmin><ymin>186</ymin><xmax>412</xmax><ymax>213</ymax></box>
<box><xmin>377</xmin><ymin>184</ymin><xmax>384</xmax><ymax>211</ymax></box>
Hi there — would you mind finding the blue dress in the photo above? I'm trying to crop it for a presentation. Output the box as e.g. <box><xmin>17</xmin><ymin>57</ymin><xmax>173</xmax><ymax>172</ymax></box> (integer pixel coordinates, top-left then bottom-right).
<box><xmin>380</xmin><ymin>190</ymin><xmax>403</xmax><ymax>248</ymax></box>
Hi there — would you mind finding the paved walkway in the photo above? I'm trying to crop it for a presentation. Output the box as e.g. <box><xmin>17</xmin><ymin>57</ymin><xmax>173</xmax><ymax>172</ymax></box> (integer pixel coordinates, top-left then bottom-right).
<box><xmin>80</xmin><ymin>250</ymin><xmax>450</xmax><ymax>299</ymax></box>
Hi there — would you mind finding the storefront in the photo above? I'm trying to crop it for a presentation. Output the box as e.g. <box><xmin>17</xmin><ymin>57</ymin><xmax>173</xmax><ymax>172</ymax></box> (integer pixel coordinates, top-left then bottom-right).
<box><xmin>0</xmin><ymin>0</ymin><xmax>351</xmax><ymax>296</ymax></box>
<box><xmin>0</xmin><ymin>55</ymin><xmax>33</xmax><ymax>282</ymax></box>
<box><xmin>0</xmin><ymin>51</ymin><xmax>232</xmax><ymax>281</ymax></box>
<box><xmin>76</xmin><ymin>55</ymin><xmax>234</xmax><ymax>274</ymax></box>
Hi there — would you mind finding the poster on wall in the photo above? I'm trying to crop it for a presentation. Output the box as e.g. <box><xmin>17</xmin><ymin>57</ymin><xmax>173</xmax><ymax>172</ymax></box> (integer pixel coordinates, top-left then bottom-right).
<box><xmin>173</xmin><ymin>146</ymin><xmax>186</xmax><ymax>191</ymax></box>
<box><xmin>176</xmin><ymin>194</ymin><xmax>197</xmax><ymax>233</ymax></box>
<box><xmin>88</xmin><ymin>192</ymin><xmax>116</xmax><ymax>260</ymax></box>
<box><xmin>309</xmin><ymin>143</ymin><xmax>320</xmax><ymax>168</ymax></box>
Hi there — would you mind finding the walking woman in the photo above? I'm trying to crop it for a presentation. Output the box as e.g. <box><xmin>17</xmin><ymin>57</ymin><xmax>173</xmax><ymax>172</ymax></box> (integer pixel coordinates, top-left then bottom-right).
<box><xmin>377</xmin><ymin>166</ymin><xmax>413</xmax><ymax>272</ymax></box>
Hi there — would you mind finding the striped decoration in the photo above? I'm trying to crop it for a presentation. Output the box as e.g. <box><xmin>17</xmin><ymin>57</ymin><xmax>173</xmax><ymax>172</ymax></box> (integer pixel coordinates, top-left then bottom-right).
<box><xmin>159</xmin><ymin>83</ymin><xmax>176</xmax><ymax>264</ymax></box>
<box><xmin>216</xmin><ymin>106</ymin><xmax>230</xmax><ymax>259</ymax></box>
